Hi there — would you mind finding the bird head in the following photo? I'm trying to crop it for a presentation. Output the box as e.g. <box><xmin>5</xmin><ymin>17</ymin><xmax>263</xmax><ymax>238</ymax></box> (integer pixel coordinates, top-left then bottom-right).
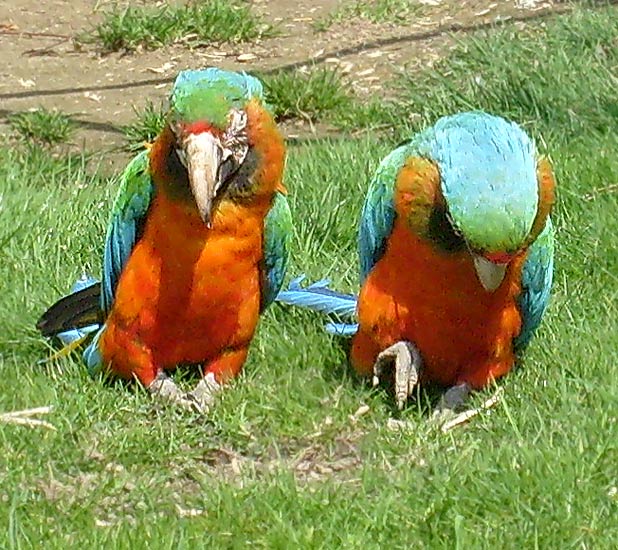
<box><xmin>410</xmin><ymin>112</ymin><xmax>555</xmax><ymax>291</ymax></box>
<box><xmin>154</xmin><ymin>68</ymin><xmax>282</xmax><ymax>226</ymax></box>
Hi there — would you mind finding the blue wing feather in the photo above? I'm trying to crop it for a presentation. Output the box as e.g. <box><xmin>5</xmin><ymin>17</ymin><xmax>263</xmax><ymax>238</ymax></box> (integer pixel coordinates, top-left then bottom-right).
<box><xmin>82</xmin><ymin>150</ymin><xmax>154</xmax><ymax>375</ymax></box>
<box><xmin>101</xmin><ymin>150</ymin><xmax>154</xmax><ymax>314</ymax></box>
<box><xmin>261</xmin><ymin>191</ymin><xmax>292</xmax><ymax>310</ymax></box>
<box><xmin>514</xmin><ymin>218</ymin><xmax>555</xmax><ymax>351</ymax></box>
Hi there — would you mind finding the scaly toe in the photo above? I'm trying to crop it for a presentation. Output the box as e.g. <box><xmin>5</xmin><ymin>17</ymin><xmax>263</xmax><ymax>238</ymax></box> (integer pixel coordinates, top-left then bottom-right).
<box><xmin>147</xmin><ymin>373</ymin><xmax>200</xmax><ymax>412</ymax></box>
<box><xmin>372</xmin><ymin>341</ymin><xmax>423</xmax><ymax>410</ymax></box>
<box><xmin>184</xmin><ymin>373</ymin><xmax>221</xmax><ymax>414</ymax></box>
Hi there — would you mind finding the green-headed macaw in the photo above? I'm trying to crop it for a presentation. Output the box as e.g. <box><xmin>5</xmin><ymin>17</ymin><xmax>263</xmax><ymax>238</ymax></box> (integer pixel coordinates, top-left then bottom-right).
<box><xmin>38</xmin><ymin>68</ymin><xmax>292</xmax><ymax>411</ymax></box>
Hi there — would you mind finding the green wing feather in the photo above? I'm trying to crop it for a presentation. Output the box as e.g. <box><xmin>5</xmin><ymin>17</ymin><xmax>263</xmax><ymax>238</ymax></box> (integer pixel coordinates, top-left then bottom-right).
<box><xmin>101</xmin><ymin>150</ymin><xmax>155</xmax><ymax>314</ymax></box>
<box><xmin>358</xmin><ymin>144</ymin><xmax>410</xmax><ymax>283</ymax></box>
<box><xmin>514</xmin><ymin>218</ymin><xmax>555</xmax><ymax>351</ymax></box>
<box><xmin>261</xmin><ymin>191</ymin><xmax>292</xmax><ymax>310</ymax></box>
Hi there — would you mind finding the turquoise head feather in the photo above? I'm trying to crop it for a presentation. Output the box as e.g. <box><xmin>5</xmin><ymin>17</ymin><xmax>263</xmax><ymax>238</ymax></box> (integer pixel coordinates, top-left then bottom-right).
<box><xmin>411</xmin><ymin>112</ymin><xmax>539</xmax><ymax>254</ymax></box>
<box><xmin>169</xmin><ymin>68</ymin><xmax>266</xmax><ymax>129</ymax></box>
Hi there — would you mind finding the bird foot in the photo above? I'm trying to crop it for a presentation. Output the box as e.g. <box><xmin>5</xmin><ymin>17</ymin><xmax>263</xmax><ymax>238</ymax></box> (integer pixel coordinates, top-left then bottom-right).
<box><xmin>434</xmin><ymin>385</ymin><xmax>503</xmax><ymax>432</ymax></box>
<box><xmin>372</xmin><ymin>341</ymin><xmax>423</xmax><ymax>410</ymax></box>
<box><xmin>431</xmin><ymin>383</ymin><xmax>472</xmax><ymax>429</ymax></box>
<box><xmin>147</xmin><ymin>372</ymin><xmax>222</xmax><ymax>414</ymax></box>
<box><xmin>147</xmin><ymin>373</ymin><xmax>200</xmax><ymax>412</ymax></box>
<box><xmin>185</xmin><ymin>372</ymin><xmax>221</xmax><ymax>414</ymax></box>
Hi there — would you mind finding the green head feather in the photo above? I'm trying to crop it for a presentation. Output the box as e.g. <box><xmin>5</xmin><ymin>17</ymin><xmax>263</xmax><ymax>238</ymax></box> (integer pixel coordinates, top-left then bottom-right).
<box><xmin>169</xmin><ymin>68</ymin><xmax>265</xmax><ymax>129</ymax></box>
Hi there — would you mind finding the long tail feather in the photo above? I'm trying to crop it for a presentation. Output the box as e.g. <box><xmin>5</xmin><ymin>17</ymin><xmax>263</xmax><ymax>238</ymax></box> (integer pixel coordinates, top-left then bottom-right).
<box><xmin>325</xmin><ymin>321</ymin><xmax>359</xmax><ymax>336</ymax></box>
<box><xmin>37</xmin><ymin>276</ymin><xmax>103</xmax><ymax>338</ymax></box>
<box><xmin>276</xmin><ymin>276</ymin><xmax>359</xmax><ymax>337</ymax></box>
<box><xmin>276</xmin><ymin>276</ymin><xmax>358</xmax><ymax>317</ymax></box>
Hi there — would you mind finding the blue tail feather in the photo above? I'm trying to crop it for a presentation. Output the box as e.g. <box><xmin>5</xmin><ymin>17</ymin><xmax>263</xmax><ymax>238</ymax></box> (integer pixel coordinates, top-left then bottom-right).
<box><xmin>325</xmin><ymin>321</ymin><xmax>359</xmax><ymax>336</ymax></box>
<box><xmin>276</xmin><ymin>276</ymin><xmax>359</xmax><ymax>336</ymax></box>
<box><xmin>276</xmin><ymin>276</ymin><xmax>358</xmax><ymax>317</ymax></box>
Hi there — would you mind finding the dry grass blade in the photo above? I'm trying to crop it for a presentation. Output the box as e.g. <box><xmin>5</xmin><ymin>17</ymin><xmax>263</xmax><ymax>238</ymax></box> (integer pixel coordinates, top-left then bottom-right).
<box><xmin>441</xmin><ymin>388</ymin><xmax>504</xmax><ymax>433</ymax></box>
<box><xmin>0</xmin><ymin>406</ymin><xmax>56</xmax><ymax>430</ymax></box>
<box><xmin>583</xmin><ymin>183</ymin><xmax>618</xmax><ymax>201</ymax></box>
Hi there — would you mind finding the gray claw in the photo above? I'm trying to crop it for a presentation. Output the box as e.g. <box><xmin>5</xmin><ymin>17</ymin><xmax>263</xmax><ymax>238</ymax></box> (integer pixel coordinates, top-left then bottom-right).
<box><xmin>147</xmin><ymin>373</ymin><xmax>200</xmax><ymax>412</ymax></box>
<box><xmin>432</xmin><ymin>383</ymin><xmax>472</xmax><ymax>425</ymax></box>
<box><xmin>372</xmin><ymin>341</ymin><xmax>423</xmax><ymax>410</ymax></box>
<box><xmin>184</xmin><ymin>373</ymin><xmax>221</xmax><ymax>414</ymax></box>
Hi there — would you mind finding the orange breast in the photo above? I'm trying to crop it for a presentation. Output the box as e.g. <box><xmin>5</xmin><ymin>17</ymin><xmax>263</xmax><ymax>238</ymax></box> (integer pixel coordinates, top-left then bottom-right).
<box><xmin>352</xmin><ymin>221</ymin><xmax>526</xmax><ymax>388</ymax></box>
<box><xmin>100</xmin><ymin>190</ymin><xmax>267</xmax><ymax>378</ymax></box>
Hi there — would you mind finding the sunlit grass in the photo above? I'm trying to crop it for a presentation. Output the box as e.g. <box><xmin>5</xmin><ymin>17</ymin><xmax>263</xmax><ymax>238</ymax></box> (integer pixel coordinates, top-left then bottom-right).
<box><xmin>85</xmin><ymin>1</ymin><xmax>274</xmax><ymax>53</ymax></box>
<box><xmin>121</xmin><ymin>101</ymin><xmax>167</xmax><ymax>152</ymax></box>
<box><xmin>314</xmin><ymin>0</ymin><xmax>425</xmax><ymax>30</ymax></box>
<box><xmin>7</xmin><ymin>108</ymin><xmax>75</xmax><ymax>146</ymax></box>
<box><xmin>1</xmin><ymin>5</ymin><xmax>618</xmax><ymax>548</ymax></box>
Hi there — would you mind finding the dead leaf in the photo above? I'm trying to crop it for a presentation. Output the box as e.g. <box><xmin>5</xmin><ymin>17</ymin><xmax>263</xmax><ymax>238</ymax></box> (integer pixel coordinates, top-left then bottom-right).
<box><xmin>18</xmin><ymin>78</ymin><xmax>36</xmax><ymax>88</ymax></box>
<box><xmin>350</xmin><ymin>405</ymin><xmax>370</xmax><ymax>422</ymax></box>
<box><xmin>176</xmin><ymin>504</ymin><xmax>206</xmax><ymax>518</ymax></box>
<box><xmin>83</xmin><ymin>91</ymin><xmax>102</xmax><ymax>102</ymax></box>
<box><xmin>236</xmin><ymin>53</ymin><xmax>257</xmax><ymax>62</ymax></box>
<box><xmin>386</xmin><ymin>418</ymin><xmax>414</xmax><ymax>431</ymax></box>
<box><xmin>95</xmin><ymin>518</ymin><xmax>113</xmax><ymax>528</ymax></box>
<box><xmin>339</xmin><ymin>62</ymin><xmax>354</xmax><ymax>74</ymax></box>
<box><xmin>146</xmin><ymin>62</ymin><xmax>175</xmax><ymax>74</ymax></box>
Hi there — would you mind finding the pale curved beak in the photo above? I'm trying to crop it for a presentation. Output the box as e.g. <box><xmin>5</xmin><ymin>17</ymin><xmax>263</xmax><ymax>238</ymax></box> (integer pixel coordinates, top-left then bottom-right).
<box><xmin>182</xmin><ymin>132</ymin><xmax>223</xmax><ymax>226</ymax></box>
<box><xmin>473</xmin><ymin>255</ymin><xmax>508</xmax><ymax>292</ymax></box>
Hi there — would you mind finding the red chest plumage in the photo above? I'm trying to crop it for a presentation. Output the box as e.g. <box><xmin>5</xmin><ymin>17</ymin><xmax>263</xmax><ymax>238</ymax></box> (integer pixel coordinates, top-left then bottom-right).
<box><xmin>98</xmin><ymin>191</ymin><xmax>266</xmax><ymax>385</ymax></box>
<box><xmin>351</xmin><ymin>221</ymin><xmax>526</xmax><ymax>388</ymax></box>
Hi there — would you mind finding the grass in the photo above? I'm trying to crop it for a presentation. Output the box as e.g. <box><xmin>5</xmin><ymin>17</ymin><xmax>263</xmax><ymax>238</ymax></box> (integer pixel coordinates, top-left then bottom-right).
<box><xmin>396</xmin><ymin>6</ymin><xmax>618</xmax><ymax>141</ymax></box>
<box><xmin>7</xmin><ymin>108</ymin><xmax>75</xmax><ymax>146</ymax></box>
<box><xmin>121</xmin><ymin>101</ymin><xmax>168</xmax><ymax>152</ymax></box>
<box><xmin>2</xmin><ymin>4</ymin><xmax>618</xmax><ymax>548</ymax></box>
<box><xmin>123</xmin><ymin>68</ymin><xmax>359</xmax><ymax>149</ymax></box>
<box><xmin>314</xmin><ymin>0</ymin><xmax>424</xmax><ymax>30</ymax></box>
<box><xmin>263</xmin><ymin>67</ymin><xmax>353</xmax><ymax>122</ymax></box>
<box><xmin>85</xmin><ymin>1</ymin><xmax>274</xmax><ymax>53</ymax></box>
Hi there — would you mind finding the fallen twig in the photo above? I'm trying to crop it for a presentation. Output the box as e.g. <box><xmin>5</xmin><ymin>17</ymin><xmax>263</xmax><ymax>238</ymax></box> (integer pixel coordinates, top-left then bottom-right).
<box><xmin>0</xmin><ymin>406</ymin><xmax>56</xmax><ymax>430</ymax></box>
<box><xmin>583</xmin><ymin>183</ymin><xmax>618</xmax><ymax>201</ymax></box>
<box><xmin>441</xmin><ymin>387</ymin><xmax>503</xmax><ymax>433</ymax></box>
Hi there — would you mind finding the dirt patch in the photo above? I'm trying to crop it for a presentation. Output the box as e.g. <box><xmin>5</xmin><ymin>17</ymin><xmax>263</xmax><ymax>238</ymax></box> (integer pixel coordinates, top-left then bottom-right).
<box><xmin>0</xmin><ymin>0</ymin><xmax>563</xmax><ymax>169</ymax></box>
<box><xmin>201</xmin><ymin>428</ymin><xmax>365</xmax><ymax>484</ymax></box>
<box><xmin>33</xmin><ymin>425</ymin><xmax>367</xmax><ymax>528</ymax></box>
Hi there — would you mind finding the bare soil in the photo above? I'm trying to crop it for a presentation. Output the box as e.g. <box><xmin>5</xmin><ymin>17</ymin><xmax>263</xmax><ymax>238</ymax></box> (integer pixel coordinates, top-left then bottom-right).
<box><xmin>0</xmin><ymin>0</ymin><xmax>560</xmax><ymax>171</ymax></box>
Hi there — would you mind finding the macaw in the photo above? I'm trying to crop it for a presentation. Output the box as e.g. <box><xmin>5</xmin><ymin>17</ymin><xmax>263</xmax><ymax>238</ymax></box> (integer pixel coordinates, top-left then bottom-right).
<box><xmin>278</xmin><ymin>112</ymin><xmax>555</xmax><ymax>414</ymax></box>
<box><xmin>37</xmin><ymin>68</ymin><xmax>291</xmax><ymax>411</ymax></box>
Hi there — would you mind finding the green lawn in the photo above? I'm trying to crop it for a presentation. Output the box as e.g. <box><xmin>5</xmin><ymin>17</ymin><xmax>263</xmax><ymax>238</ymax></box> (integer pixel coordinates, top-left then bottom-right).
<box><xmin>1</xmin><ymin>5</ymin><xmax>617</xmax><ymax>548</ymax></box>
